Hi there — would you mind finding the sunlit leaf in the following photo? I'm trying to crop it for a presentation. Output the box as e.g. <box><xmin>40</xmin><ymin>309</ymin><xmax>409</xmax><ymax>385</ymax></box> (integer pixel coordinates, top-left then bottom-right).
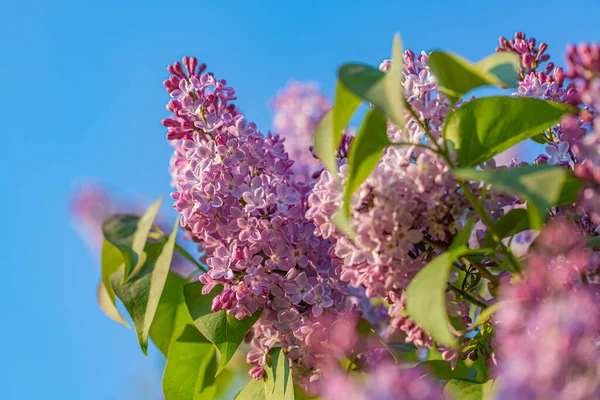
<box><xmin>452</xmin><ymin>165</ymin><xmax>568</xmax><ymax>229</ymax></box>
<box><xmin>406</xmin><ymin>251</ymin><xmax>457</xmax><ymax>347</ymax></box>
<box><xmin>341</xmin><ymin>109</ymin><xmax>389</xmax><ymax>221</ymax></box>
<box><xmin>419</xmin><ymin>360</ymin><xmax>470</xmax><ymax>381</ymax></box>
<box><xmin>429</xmin><ymin>51</ymin><xmax>519</xmax><ymax>105</ymax></box>
<box><xmin>110</xmin><ymin>218</ymin><xmax>178</xmax><ymax>355</ymax></box>
<box><xmin>102</xmin><ymin>197</ymin><xmax>162</xmax><ymax>281</ymax></box>
<box><xmin>96</xmin><ymin>280</ymin><xmax>128</xmax><ymax>327</ymax></box>
<box><xmin>264</xmin><ymin>347</ymin><xmax>294</xmax><ymax>400</ymax></box>
<box><xmin>474</xmin><ymin>300</ymin><xmax>511</xmax><ymax>326</ymax></box>
<box><xmin>235</xmin><ymin>378</ymin><xmax>267</xmax><ymax>400</ymax></box>
<box><xmin>444</xmin><ymin>96</ymin><xmax>574</xmax><ymax>167</ymax></box>
<box><xmin>163</xmin><ymin>325</ymin><xmax>217</xmax><ymax>400</ymax></box>
<box><xmin>150</xmin><ymin>272</ymin><xmax>190</xmax><ymax>356</ymax></box>
<box><xmin>184</xmin><ymin>281</ymin><xmax>262</xmax><ymax>375</ymax></box>
<box><xmin>444</xmin><ymin>379</ymin><xmax>496</xmax><ymax>400</ymax></box>
<box><xmin>483</xmin><ymin>208</ymin><xmax>530</xmax><ymax>248</ymax></box>
<box><xmin>99</xmin><ymin>240</ymin><xmax>128</xmax><ymax>327</ymax></box>
<box><xmin>338</xmin><ymin>34</ymin><xmax>404</xmax><ymax>127</ymax></box>
<box><xmin>475</xmin><ymin>52</ymin><xmax>520</xmax><ymax>87</ymax></box>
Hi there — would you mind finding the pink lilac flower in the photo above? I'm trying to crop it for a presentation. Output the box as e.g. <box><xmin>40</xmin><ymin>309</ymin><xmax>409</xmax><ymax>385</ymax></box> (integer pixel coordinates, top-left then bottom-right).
<box><xmin>495</xmin><ymin>220</ymin><xmax>600</xmax><ymax>400</ymax></box>
<box><xmin>306</xmin><ymin>50</ymin><xmax>469</xmax><ymax>301</ymax></box>
<box><xmin>162</xmin><ymin>57</ymin><xmax>378</xmax><ymax>385</ymax></box>
<box><xmin>270</xmin><ymin>80</ymin><xmax>331</xmax><ymax>181</ymax></box>
<box><xmin>320</xmin><ymin>363</ymin><xmax>443</xmax><ymax>400</ymax></box>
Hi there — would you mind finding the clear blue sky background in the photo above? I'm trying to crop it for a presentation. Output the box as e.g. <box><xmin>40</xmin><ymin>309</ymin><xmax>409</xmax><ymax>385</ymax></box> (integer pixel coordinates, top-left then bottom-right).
<box><xmin>1</xmin><ymin>0</ymin><xmax>598</xmax><ymax>398</ymax></box>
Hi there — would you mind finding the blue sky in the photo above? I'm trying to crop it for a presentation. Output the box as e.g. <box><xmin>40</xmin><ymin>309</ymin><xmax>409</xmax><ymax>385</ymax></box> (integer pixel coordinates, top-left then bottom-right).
<box><xmin>1</xmin><ymin>0</ymin><xmax>598</xmax><ymax>398</ymax></box>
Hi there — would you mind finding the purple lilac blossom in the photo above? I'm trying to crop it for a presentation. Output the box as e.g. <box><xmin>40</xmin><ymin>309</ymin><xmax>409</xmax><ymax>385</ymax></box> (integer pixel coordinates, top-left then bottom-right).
<box><xmin>162</xmin><ymin>57</ymin><xmax>371</xmax><ymax>386</ymax></box>
<box><xmin>495</xmin><ymin>219</ymin><xmax>600</xmax><ymax>400</ymax></box>
<box><xmin>320</xmin><ymin>363</ymin><xmax>443</xmax><ymax>400</ymax></box>
<box><xmin>270</xmin><ymin>80</ymin><xmax>331</xmax><ymax>181</ymax></box>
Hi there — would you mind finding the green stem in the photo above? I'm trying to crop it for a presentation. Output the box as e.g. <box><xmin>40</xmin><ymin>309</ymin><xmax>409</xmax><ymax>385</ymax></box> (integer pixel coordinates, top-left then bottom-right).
<box><xmin>390</xmin><ymin>141</ymin><xmax>437</xmax><ymax>153</ymax></box>
<box><xmin>422</xmin><ymin>237</ymin><xmax>448</xmax><ymax>251</ymax></box>
<box><xmin>448</xmin><ymin>285</ymin><xmax>488</xmax><ymax>310</ymax></box>
<box><xmin>403</xmin><ymin>99</ymin><xmax>510</xmax><ymax>281</ymax></box>
<box><xmin>175</xmin><ymin>243</ymin><xmax>207</xmax><ymax>272</ymax></box>
<box><xmin>152</xmin><ymin>224</ymin><xmax>207</xmax><ymax>272</ymax></box>
<box><xmin>458</xmin><ymin>182</ymin><xmax>523</xmax><ymax>274</ymax></box>
<box><xmin>404</xmin><ymin>99</ymin><xmax>446</xmax><ymax>155</ymax></box>
<box><xmin>461</xmin><ymin>255</ymin><xmax>499</xmax><ymax>286</ymax></box>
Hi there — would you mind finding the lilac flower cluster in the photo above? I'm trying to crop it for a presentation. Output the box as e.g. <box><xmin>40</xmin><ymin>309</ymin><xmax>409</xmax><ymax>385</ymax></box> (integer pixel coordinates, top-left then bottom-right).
<box><xmin>71</xmin><ymin>183</ymin><xmax>122</xmax><ymax>250</ymax></box>
<box><xmin>497</xmin><ymin>33</ymin><xmax>582</xmax><ymax>168</ymax></box>
<box><xmin>495</xmin><ymin>219</ymin><xmax>600</xmax><ymax>399</ymax></box>
<box><xmin>566</xmin><ymin>44</ymin><xmax>600</xmax><ymax>224</ymax></box>
<box><xmin>307</xmin><ymin>51</ymin><xmax>467</xmax><ymax>300</ymax></box>
<box><xmin>320</xmin><ymin>363</ymin><xmax>443</xmax><ymax>400</ymax></box>
<box><xmin>270</xmin><ymin>80</ymin><xmax>331</xmax><ymax>181</ymax></box>
<box><xmin>162</xmin><ymin>57</ymin><xmax>361</xmax><ymax>384</ymax></box>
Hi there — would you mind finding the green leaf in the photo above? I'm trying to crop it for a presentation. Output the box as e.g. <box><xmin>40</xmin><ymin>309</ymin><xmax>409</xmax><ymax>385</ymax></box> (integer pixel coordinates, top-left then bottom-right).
<box><xmin>444</xmin><ymin>379</ymin><xmax>496</xmax><ymax>400</ymax></box>
<box><xmin>475</xmin><ymin>52</ymin><xmax>520</xmax><ymax>87</ymax></box>
<box><xmin>419</xmin><ymin>360</ymin><xmax>470</xmax><ymax>381</ymax></box>
<box><xmin>450</xmin><ymin>219</ymin><xmax>475</xmax><ymax>251</ymax></box>
<box><xmin>235</xmin><ymin>378</ymin><xmax>267</xmax><ymax>400</ymax></box>
<box><xmin>453</xmin><ymin>165</ymin><xmax>568</xmax><ymax>229</ymax></box>
<box><xmin>97</xmin><ymin>281</ymin><xmax>129</xmax><ymax>327</ymax></box>
<box><xmin>214</xmin><ymin>369</ymin><xmax>234</xmax><ymax>398</ymax></box>
<box><xmin>357</xmin><ymin>318</ymin><xmax>398</xmax><ymax>362</ymax></box>
<box><xmin>264</xmin><ymin>347</ymin><xmax>294</xmax><ymax>400</ymax></box>
<box><xmin>429</xmin><ymin>51</ymin><xmax>519</xmax><ymax>105</ymax></box>
<box><xmin>588</xmin><ymin>236</ymin><xmax>600</xmax><ymax>249</ymax></box>
<box><xmin>405</xmin><ymin>251</ymin><xmax>457</xmax><ymax>347</ymax></box>
<box><xmin>556</xmin><ymin>170</ymin><xmax>586</xmax><ymax>206</ymax></box>
<box><xmin>184</xmin><ymin>281</ymin><xmax>262</xmax><ymax>375</ymax></box>
<box><xmin>313</xmin><ymin>110</ymin><xmax>338</xmax><ymax>176</ymax></box>
<box><xmin>150</xmin><ymin>272</ymin><xmax>191</xmax><ymax>356</ymax></box>
<box><xmin>444</xmin><ymin>96</ymin><xmax>575</xmax><ymax>167</ymax></box>
<box><xmin>333</xmin><ymin>81</ymin><xmax>361</xmax><ymax>155</ymax></box>
<box><xmin>483</xmin><ymin>208</ymin><xmax>530</xmax><ymax>248</ymax></box>
<box><xmin>102</xmin><ymin>197</ymin><xmax>162</xmax><ymax>281</ymax></box>
<box><xmin>474</xmin><ymin>300</ymin><xmax>510</xmax><ymax>326</ymax></box>
<box><xmin>338</xmin><ymin>33</ymin><xmax>404</xmax><ymax>127</ymax></box>
<box><xmin>163</xmin><ymin>325</ymin><xmax>217</xmax><ymax>400</ymax></box>
<box><xmin>110</xmin><ymin>219</ymin><xmax>179</xmax><ymax>355</ymax></box>
<box><xmin>342</xmin><ymin>108</ymin><xmax>389</xmax><ymax>219</ymax></box>
<box><xmin>530</xmin><ymin>132</ymin><xmax>551</xmax><ymax>144</ymax></box>
<box><xmin>99</xmin><ymin>240</ymin><xmax>129</xmax><ymax>327</ymax></box>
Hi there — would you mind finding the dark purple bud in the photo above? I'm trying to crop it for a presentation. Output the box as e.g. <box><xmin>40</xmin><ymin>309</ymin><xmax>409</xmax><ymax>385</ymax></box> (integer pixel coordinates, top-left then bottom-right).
<box><xmin>173</xmin><ymin>61</ymin><xmax>184</xmax><ymax>76</ymax></box>
<box><xmin>529</xmin><ymin>37</ymin><xmax>536</xmax><ymax>47</ymax></box>
<box><xmin>161</xmin><ymin>118</ymin><xmax>179</xmax><ymax>127</ymax></box>
<box><xmin>189</xmin><ymin>57</ymin><xmax>198</xmax><ymax>74</ymax></box>
<box><xmin>534</xmin><ymin>154</ymin><xmax>549</xmax><ymax>165</ymax></box>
